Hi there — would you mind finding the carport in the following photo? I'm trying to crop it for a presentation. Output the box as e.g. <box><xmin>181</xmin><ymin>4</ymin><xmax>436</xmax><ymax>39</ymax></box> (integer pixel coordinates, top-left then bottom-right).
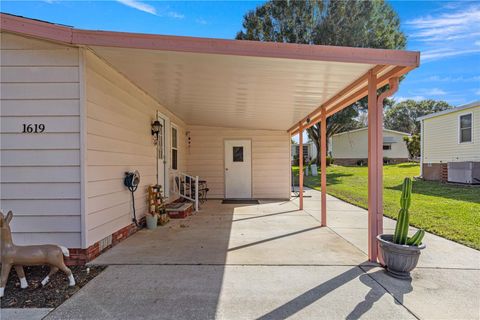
<box><xmin>1</xmin><ymin>13</ymin><xmax>419</xmax><ymax>262</ymax></box>
<box><xmin>68</xmin><ymin>30</ymin><xmax>420</xmax><ymax>262</ymax></box>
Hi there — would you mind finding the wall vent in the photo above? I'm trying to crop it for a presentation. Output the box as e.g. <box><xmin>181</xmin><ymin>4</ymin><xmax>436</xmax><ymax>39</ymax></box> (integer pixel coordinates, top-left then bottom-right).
<box><xmin>99</xmin><ymin>235</ymin><xmax>112</xmax><ymax>251</ymax></box>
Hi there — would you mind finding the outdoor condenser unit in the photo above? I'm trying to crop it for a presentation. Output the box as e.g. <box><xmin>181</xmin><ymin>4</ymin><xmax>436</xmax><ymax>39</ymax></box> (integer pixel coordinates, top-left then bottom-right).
<box><xmin>447</xmin><ymin>162</ymin><xmax>480</xmax><ymax>184</ymax></box>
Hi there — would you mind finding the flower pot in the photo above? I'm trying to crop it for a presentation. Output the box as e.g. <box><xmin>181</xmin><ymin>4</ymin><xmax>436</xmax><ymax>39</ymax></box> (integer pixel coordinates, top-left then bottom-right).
<box><xmin>377</xmin><ymin>234</ymin><xmax>425</xmax><ymax>279</ymax></box>
<box><xmin>146</xmin><ymin>214</ymin><xmax>158</xmax><ymax>230</ymax></box>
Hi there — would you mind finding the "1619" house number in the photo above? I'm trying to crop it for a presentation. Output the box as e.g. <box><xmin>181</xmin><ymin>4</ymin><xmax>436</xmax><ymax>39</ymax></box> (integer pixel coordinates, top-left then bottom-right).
<box><xmin>22</xmin><ymin>124</ymin><xmax>45</xmax><ymax>133</ymax></box>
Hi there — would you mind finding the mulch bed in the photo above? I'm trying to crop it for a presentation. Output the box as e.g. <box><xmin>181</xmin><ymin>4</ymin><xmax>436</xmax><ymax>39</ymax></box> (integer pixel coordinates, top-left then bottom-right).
<box><xmin>1</xmin><ymin>265</ymin><xmax>106</xmax><ymax>309</ymax></box>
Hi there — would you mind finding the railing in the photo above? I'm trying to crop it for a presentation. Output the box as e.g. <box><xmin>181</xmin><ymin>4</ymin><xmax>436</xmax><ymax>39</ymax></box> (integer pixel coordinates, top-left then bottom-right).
<box><xmin>172</xmin><ymin>172</ymin><xmax>199</xmax><ymax>211</ymax></box>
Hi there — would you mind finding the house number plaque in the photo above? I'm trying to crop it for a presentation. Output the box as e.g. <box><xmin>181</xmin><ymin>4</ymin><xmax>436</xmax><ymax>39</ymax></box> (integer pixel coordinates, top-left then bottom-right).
<box><xmin>22</xmin><ymin>124</ymin><xmax>45</xmax><ymax>133</ymax></box>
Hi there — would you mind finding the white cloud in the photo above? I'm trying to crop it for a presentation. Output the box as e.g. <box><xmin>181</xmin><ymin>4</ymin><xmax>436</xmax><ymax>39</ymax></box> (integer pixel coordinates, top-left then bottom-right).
<box><xmin>429</xmin><ymin>88</ymin><xmax>447</xmax><ymax>95</ymax></box>
<box><xmin>196</xmin><ymin>18</ymin><xmax>208</xmax><ymax>25</ymax></box>
<box><xmin>424</xmin><ymin>75</ymin><xmax>480</xmax><ymax>82</ymax></box>
<box><xmin>117</xmin><ymin>0</ymin><xmax>156</xmax><ymax>15</ymax></box>
<box><xmin>407</xmin><ymin>7</ymin><xmax>480</xmax><ymax>41</ymax></box>
<box><xmin>116</xmin><ymin>1</ymin><xmax>185</xmax><ymax>19</ymax></box>
<box><xmin>394</xmin><ymin>96</ymin><xmax>426</xmax><ymax>103</ymax></box>
<box><xmin>167</xmin><ymin>11</ymin><xmax>185</xmax><ymax>19</ymax></box>
<box><xmin>406</xmin><ymin>5</ymin><xmax>480</xmax><ymax>62</ymax></box>
<box><xmin>422</xmin><ymin>48</ymin><xmax>480</xmax><ymax>61</ymax></box>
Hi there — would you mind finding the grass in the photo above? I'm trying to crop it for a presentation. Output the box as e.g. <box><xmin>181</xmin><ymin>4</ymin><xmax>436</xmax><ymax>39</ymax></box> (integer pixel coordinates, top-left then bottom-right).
<box><xmin>292</xmin><ymin>163</ymin><xmax>480</xmax><ymax>250</ymax></box>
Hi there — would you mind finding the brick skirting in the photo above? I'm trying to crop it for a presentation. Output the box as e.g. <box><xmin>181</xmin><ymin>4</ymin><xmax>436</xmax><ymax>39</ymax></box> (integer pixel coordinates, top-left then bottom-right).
<box><xmin>64</xmin><ymin>217</ymin><xmax>146</xmax><ymax>266</ymax></box>
<box><xmin>440</xmin><ymin>163</ymin><xmax>448</xmax><ymax>182</ymax></box>
<box><xmin>422</xmin><ymin>163</ymin><xmax>448</xmax><ymax>182</ymax></box>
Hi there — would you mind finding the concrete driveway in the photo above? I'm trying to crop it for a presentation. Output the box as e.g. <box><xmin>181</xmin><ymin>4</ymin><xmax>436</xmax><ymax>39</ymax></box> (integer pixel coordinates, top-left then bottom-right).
<box><xmin>44</xmin><ymin>189</ymin><xmax>480</xmax><ymax>320</ymax></box>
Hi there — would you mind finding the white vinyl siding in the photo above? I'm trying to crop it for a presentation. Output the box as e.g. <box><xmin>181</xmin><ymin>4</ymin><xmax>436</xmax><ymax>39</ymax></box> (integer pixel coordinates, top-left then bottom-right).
<box><xmin>331</xmin><ymin>128</ymin><xmax>410</xmax><ymax>160</ymax></box>
<box><xmin>0</xmin><ymin>32</ymin><xmax>81</xmax><ymax>247</ymax></box>
<box><xmin>84</xmin><ymin>50</ymin><xmax>186</xmax><ymax>246</ymax></box>
<box><xmin>186</xmin><ymin>126</ymin><xmax>290</xmax><ymax>199</ymax></box>
<box><xmin>423</xmin><ymin>106</ymin><xmax>480</xmax><ymax>163</ymax></box>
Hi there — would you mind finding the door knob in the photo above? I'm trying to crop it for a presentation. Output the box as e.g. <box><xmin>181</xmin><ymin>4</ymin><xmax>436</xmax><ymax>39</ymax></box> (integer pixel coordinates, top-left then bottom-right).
<box><xmin>225</xmin><ymin>168</ymin><xmax>229</xmax><ymax>171</ymax></box>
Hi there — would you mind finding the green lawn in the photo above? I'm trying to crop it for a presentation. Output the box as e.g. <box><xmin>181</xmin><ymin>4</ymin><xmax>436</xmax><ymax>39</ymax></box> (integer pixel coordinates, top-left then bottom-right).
<box><xmin>292</xmin><ymin>163</ymin><xmax>480</xmax><ymax>250</ymax></box>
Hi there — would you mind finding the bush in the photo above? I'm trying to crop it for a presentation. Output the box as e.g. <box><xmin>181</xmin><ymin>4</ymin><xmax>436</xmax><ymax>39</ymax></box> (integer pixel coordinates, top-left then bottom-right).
<box><xmin>357</xmin><ymin>159</ymin><xmax>366</xmax><ymax>166</ymax></box>
<box><xmin>326</xmin><ymin>156</ymin><xmax>334</xmax><ymax>166</ymax></box>
<box><xmin>292</xmin><ymin>154</ymin><xmax>299</xmax><ymax>166</ymax></box>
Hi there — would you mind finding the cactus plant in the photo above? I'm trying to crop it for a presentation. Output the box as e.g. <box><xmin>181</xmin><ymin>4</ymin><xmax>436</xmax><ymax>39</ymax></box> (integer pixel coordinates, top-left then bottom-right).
<box><xmin>393</xmin><ymin>177</ymin><xmax>425</xmax><ymax>246</ymax></box>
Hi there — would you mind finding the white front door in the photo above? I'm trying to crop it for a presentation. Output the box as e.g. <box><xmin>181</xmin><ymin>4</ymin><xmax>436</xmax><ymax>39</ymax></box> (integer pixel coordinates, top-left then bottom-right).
<box><xmin>156</xmin><ymin>113</ymin><xmax>166</xmax><ymax>193</ymax></box>
<box><xmin>224</xmin><ymin>139</ymin><xmax>252</xmax><ymax>199</ymax></box>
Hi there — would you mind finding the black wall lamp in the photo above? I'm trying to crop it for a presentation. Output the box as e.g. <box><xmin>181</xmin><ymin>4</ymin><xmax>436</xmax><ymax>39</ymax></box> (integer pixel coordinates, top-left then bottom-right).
<box><xmin>151</xmin><ymin>120</ymin><xmax>162</xmax><ymax>139</ymax></box>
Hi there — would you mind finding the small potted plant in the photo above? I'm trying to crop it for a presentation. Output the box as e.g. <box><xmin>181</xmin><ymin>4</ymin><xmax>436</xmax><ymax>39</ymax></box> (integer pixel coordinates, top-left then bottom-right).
<box><xmin>377</xmin><ymin>177</ymin><xmax>426</xmax><ymax>279</ymax></box>
<box><xmin>157</xmin><ymin>205</ymin><xmax>169</xmax><ymax>226</ymax></box>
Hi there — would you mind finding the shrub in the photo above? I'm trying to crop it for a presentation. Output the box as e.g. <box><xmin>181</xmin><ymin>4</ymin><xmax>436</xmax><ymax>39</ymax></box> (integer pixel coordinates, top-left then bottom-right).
<box><xmin>357</xmin><ymin>159</ymin><xmax>366</xmax><ymax>166</ymax></box>
<box><xmin>326</xmin><ymin>156</ymin><xmax>334</xmax><ymax>166</ymax></box>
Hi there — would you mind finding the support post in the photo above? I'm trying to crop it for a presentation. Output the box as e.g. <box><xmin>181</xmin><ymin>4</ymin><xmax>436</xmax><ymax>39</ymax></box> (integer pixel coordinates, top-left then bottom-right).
<box><xmin>367</xmin><ymin>71</ymin><xmax>381</xmax><ymax>262</ymax></box>
<box><xmin>320</xmin><ymin>108</ymin><xmax>327</xmax><ymax>226</ymax></box>
<box><xmin>298</xmin><ymin>123</ymin><xmax>304</xmax><ymax>210</ymax></box>
<box><xmin>195</xmin><ymin>176</ymin><xmax>199</xmax><ymax>212</ymax></box>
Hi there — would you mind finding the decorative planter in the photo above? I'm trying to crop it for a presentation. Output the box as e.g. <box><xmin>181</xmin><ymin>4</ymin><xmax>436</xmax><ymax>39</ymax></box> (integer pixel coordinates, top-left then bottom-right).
<box><xmin>146</xmin><ymin>214</ymin><xmax>158</xmax><ymax>230</ymax></box>
<box><xmin>377</xmin><ymin>234</ymin><xmax>425</xmax><ymax>279</ymax></box>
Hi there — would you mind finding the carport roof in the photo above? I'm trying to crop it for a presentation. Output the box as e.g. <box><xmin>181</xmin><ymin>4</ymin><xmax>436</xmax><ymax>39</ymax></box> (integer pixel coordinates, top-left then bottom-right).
<box><xmin>1</xmin><ymin>13</ymin><xmax>420</xmax><ymax>132</ymax></box>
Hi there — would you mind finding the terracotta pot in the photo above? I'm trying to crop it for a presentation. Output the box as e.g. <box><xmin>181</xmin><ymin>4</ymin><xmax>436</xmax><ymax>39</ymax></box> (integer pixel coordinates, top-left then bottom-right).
<box><xmin>377</xmin><ymin>234</ymin><xmax>425</xmax><ymax>279</ymax></box>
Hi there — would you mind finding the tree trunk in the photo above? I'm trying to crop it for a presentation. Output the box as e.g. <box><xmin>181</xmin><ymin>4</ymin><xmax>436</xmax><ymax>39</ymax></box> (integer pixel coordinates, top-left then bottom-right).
<box><xmin>306</xmin><ymin>125</ymin><xmax>321</xmax><ymax>166</ymax></box>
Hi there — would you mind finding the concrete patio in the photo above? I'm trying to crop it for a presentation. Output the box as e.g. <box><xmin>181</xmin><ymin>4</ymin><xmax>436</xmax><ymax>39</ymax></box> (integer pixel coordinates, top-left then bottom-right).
<box><xmin>42</xmin><ymin>189</ymin><xmax>479</xmax><ymax>320</ymax></box>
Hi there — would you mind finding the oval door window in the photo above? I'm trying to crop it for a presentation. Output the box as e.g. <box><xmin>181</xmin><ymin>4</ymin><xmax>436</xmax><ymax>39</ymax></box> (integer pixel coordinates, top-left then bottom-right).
<box><xmin>233</xmin><ymin>146</ymin><xmax>244</xmax><ymax>162</ymax></box>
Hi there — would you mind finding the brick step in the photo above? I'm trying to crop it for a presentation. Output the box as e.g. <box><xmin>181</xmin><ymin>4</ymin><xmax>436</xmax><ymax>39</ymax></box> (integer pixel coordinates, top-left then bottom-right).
<box><xmin>166</xmin><ymin>202</ymin><xmax>194</xmax><ymax>219</ymax></box>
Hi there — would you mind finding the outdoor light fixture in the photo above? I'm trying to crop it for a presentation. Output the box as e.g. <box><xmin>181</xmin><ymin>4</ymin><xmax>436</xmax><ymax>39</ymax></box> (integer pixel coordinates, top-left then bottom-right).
<box><xmin>151</xmin><ymin>120</ymin><xmax>162</xmax><ymax>138</ymax></box>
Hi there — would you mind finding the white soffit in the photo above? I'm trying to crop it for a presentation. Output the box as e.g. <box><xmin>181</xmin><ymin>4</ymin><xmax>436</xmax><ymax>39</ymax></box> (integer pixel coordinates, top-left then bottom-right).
<box><xmin>91</xmin><ymin>46</ymin><xmax>375</xmax><ymax>131</ymax></box>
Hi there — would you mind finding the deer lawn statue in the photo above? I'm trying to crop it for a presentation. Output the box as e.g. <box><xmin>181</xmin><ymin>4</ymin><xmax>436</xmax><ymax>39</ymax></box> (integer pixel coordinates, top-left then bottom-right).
<box><xmin>0</xmin><ymin>210</ymin><xmax>75</xmax><ymax>298</ymax></box>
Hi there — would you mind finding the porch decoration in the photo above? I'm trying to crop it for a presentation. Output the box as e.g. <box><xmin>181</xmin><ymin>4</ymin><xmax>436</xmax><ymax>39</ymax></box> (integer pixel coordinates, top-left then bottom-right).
<box><xmin>147</xmin><ymin>185</ymin><xmax>169</xmax><ymax>229</ymax></box>
<box><xmin>377</xmin><ymin>177</ymin><xmax>426</xmax><ymax>279</ymax></box>
<box><xmin>0</xmin><ymin>211</ymin><xmax>75</xmax><ymax>298</ymax></box>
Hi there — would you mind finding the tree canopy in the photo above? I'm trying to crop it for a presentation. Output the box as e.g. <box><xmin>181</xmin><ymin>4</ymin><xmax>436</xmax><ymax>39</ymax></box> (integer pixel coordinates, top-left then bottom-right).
<box><xmin>384</xmin><ymin>99</ymin><xmax>452</xmax><ymax>135</ymax></box>
<box><xmin>236</xmin><ymin>0</ymin><xmax>407</xmax><ymax>163</ymax></box>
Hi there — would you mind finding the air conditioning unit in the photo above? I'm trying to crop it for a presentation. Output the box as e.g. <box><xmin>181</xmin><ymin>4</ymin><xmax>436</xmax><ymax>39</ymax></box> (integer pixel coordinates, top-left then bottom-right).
<box><xmin>447</xmin><ymin>162</ymin><xmax>480</xmax><ymax>184</ymax></box>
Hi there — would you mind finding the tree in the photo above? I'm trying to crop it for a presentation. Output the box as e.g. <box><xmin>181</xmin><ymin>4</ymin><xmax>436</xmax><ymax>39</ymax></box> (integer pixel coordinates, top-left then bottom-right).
<box><xmin>403</xmin><ymin>134</ymin><xmax>420</xmax><ymax>159</ymax></box>
<box><xmin>384</xmin><ymin>99</ymin><xmax>452</xmax><ymax>135</ymax></box>
<box><xmin>237</xmin><ymin>0</ymin><xmax>407</xmax><ymax>164</ymax></box>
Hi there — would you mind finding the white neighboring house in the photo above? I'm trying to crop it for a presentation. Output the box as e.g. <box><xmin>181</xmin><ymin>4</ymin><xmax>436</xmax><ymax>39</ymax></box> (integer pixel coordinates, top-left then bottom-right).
<box><xmin>418</xmin><ymin>101</ymin><xmax>480</xmax><ymax>183</ymax></box>
<box><xmin>291</xmin><ymin>142</ymin><xmax>317</xmax><ymax>163</ymax></box>
<box><xmin>331</xmin><ymin>128</ymin><xmax>410</xmax><ymax>165</ymax></box>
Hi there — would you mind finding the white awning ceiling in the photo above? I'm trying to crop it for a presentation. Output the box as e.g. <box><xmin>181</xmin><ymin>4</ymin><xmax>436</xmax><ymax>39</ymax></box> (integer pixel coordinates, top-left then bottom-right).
<box><xmin>91</xmin><ymin>46</ymin><xmax>376</xmax><ymax>131</ymax></box>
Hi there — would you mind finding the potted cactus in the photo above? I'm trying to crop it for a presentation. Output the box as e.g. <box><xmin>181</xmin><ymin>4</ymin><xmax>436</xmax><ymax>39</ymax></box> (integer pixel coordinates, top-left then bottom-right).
<box><xmin>377</xmin><ymin>177</ymin><xmax>426</xmax><ymax>279</ymax></box>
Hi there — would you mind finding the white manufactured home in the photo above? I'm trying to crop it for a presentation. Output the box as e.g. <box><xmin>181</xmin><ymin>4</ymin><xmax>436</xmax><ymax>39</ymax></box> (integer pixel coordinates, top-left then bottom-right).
<box><xmin>0</xmin><ymin>14</ymin><xmax>420</xmax><ymax>263</ymax></box>
<box><xmin>331</xmin><ymin>128</ymin><xmax>410</xmax><ymax>165</ymax></box>
<box><xmin>418</xmin><ymin>101</ymin><xmax>480</xmax><ymax>183</ymax></box>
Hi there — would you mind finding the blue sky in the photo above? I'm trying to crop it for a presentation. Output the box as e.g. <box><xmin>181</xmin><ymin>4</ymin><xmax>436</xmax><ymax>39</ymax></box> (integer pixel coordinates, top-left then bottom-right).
<box><xmin>1</xmin><ymin>0</ymin><xmax>479</xmax><ymax>106</ymax></box>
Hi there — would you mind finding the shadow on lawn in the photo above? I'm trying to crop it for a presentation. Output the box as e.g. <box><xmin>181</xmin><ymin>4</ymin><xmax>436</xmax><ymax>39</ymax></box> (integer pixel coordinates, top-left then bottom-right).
<box><xmin>386</xmin><ymin>180</ymin><xmax>480</xmax><ymax>204</ymax></box>
<box><xmin>293</xmin><ymin>172</ymin><xmax>354</xmax><ymax>187</ymax></box>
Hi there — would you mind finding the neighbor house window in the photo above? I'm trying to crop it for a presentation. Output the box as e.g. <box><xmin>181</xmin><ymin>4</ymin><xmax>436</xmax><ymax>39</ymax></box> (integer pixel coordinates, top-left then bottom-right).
<box><xmin>383</xmin><ymin>144</ymin><xmax>392</xmax><ymax>150</ymax></box>
<box><xmin>171</xmin><ymin>126</ymin><xmax>178</xmax><ymax>170</ymax></box>
<box><xmin>459</xmin><ymin>113</ymin><xmax>472</xmax><ymax>143</ymax></box>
